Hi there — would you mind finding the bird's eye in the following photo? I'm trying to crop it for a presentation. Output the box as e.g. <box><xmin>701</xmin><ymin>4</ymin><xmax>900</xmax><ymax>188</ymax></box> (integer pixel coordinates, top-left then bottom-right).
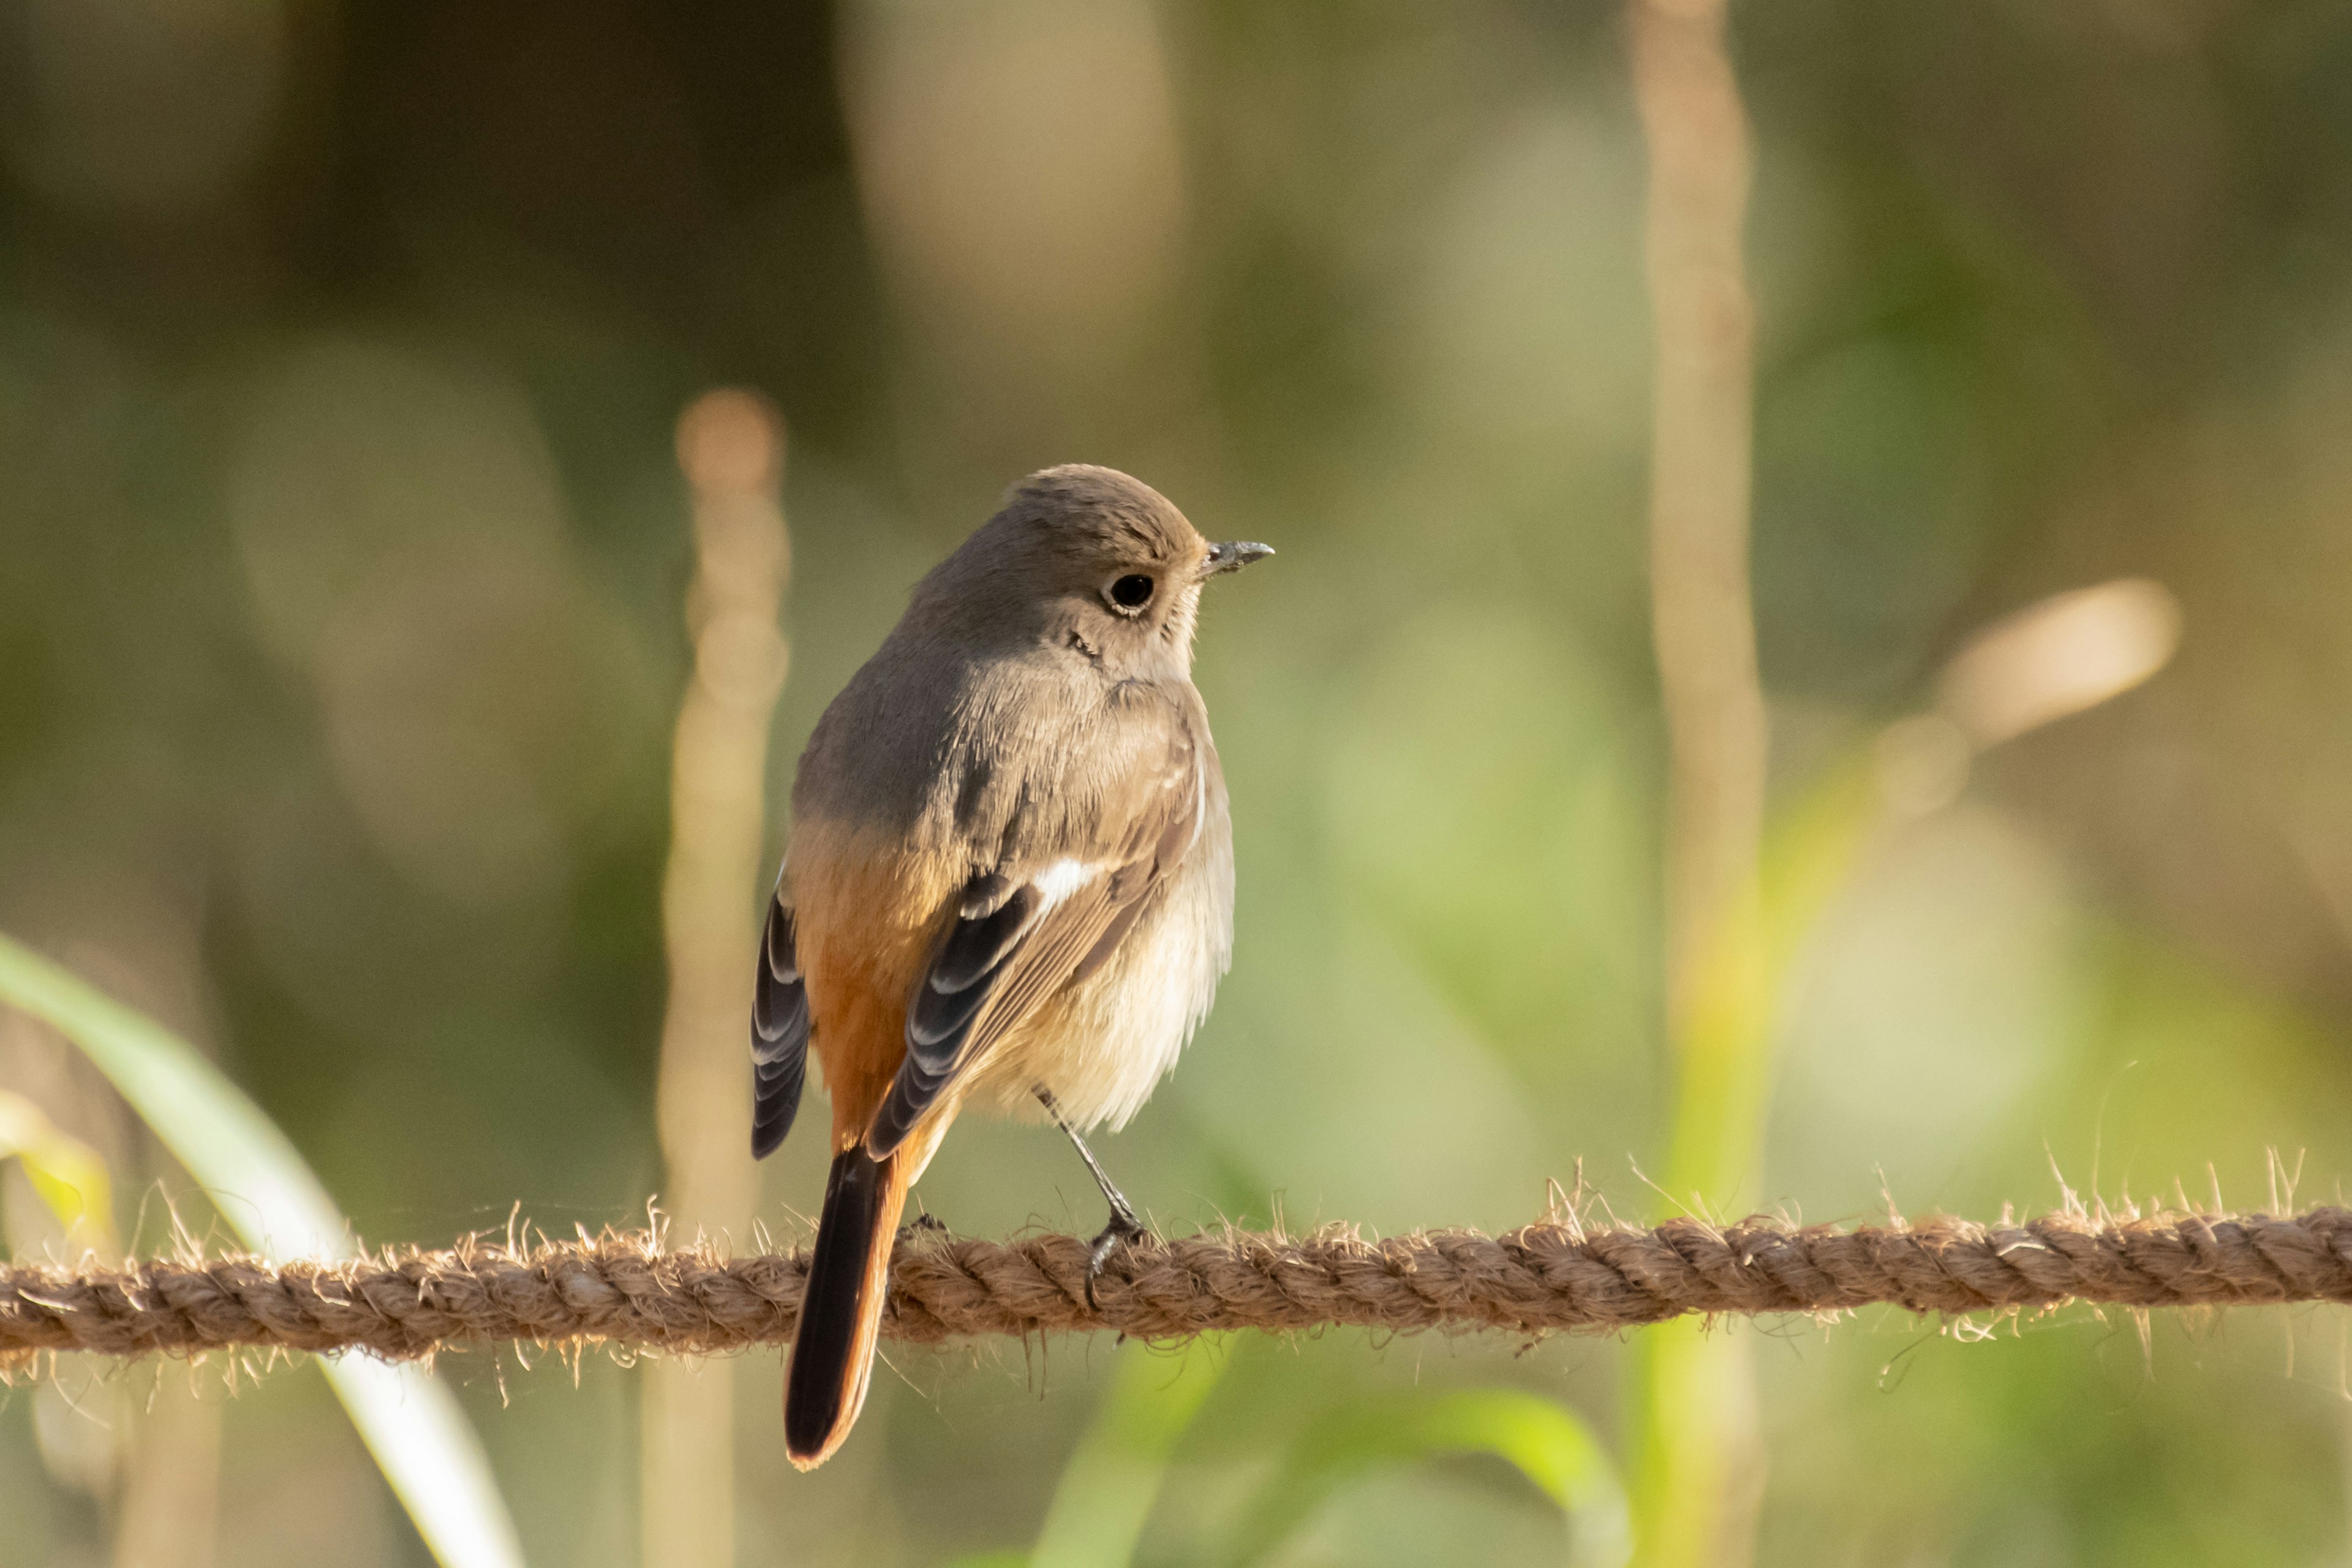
<box><xmin>1108</xmin><ymin>574</ymin><xmax>1155</xmax><ymax>612</ymax></box>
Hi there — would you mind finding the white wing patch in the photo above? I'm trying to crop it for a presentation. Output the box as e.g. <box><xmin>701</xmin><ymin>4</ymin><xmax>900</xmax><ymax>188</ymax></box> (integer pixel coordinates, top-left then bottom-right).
<box><xmin>1030</xmin><ymin>858</ymin><xmax>1099</xmax><ymax>911</ymax></box>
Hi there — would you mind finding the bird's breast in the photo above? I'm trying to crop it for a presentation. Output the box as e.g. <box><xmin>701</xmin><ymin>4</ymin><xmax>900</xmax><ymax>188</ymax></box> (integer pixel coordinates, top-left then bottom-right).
<box><xmin>969</xmin><ymin>791</ymin><xmax>1235</xmax><ymax>1133</ymax></box>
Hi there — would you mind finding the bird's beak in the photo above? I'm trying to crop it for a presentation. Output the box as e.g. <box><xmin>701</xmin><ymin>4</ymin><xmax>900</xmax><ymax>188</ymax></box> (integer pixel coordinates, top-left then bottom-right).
<box><xmin>1202</xmin><ymin>540</ymin><xmax>1275</xmax><ymax>578</ymax></box>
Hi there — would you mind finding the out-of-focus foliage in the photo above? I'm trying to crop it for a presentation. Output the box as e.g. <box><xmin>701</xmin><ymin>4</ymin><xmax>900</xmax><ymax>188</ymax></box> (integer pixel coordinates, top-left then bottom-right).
<box><xmin>7</xmin><ymin>1</ymin><xmax>2352</xmax><ymax>1565</ymax></box>
<box><xmin>0</xmin><ymin>1088</ymin><xmax>111</xmax><ymax>1246</ymax></box>
<box><xmin>1025</xmin><ymin>1336</ymin><xmax>1231</xmax><ymax>1568</ymax></box>
<box><xmin>1221</xmin><ymin>1386</ymin><xmax>1630</xmax><ymax>1568</ymax></box>
<box><xmin>0</xmin><ymin>935</ymin><xmax>521</xmax><ymax>1568</ymax></box>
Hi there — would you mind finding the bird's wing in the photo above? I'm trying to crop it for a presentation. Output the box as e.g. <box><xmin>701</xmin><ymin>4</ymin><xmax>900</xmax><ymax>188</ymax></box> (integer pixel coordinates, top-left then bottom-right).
<box><xmin>750</xmin><ymin>878</ymin><xmax>811</xmax><ymax>1159</ymax></box>
<box><xmin>865</xmin><ymin>688</ymin><xmax>1209</xmax><ymax>1158</ymax></box>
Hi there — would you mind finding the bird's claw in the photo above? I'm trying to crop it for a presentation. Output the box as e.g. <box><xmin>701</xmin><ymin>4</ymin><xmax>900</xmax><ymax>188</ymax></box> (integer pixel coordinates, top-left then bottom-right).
<box><xmin>1083</xmin><ymin>1207</ymin><xmax>1148</xmax><ymax>1313</ymax></box>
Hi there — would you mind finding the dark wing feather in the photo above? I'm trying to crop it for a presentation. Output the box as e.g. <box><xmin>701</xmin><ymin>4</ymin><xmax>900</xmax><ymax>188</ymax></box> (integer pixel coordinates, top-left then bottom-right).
<box><xmin>751</xmin><ymin>884</ymin><xmax>810</xmax><ymax>1159</ymax></box>
<box><xmin>865</xmin><ymin>693</ymin><xmax>1208</xmax><ymax>1158</ymax></box>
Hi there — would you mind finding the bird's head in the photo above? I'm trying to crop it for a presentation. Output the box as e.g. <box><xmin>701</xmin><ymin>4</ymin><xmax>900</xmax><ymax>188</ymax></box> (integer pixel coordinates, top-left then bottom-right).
<box><xmin>925</xmin><ymin>464</ymin><xmax>1273</xmax><ymax>677</ymax></box>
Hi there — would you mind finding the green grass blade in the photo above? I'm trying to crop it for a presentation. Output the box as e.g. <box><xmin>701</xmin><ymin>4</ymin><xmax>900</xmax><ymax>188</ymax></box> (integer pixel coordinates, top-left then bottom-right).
<box><xmin>0</xmin><ymin>931</ymin><xmax>525</xmax><ymax>1568</ymax></box>
<box><xmin>1030</xmin><ymin>1334</ymin><xmax>1234</xmax><ymax>1568</ymax></box>
<box><xmin>1228</xmin><ymin>1386</ymin><xmax>1630</xmax><ymax>1567</ymax></box>
<box><xmin>328</xmin><ymin>1356</ymin><xmax>526</xmax><ymax>1568</ymax></box>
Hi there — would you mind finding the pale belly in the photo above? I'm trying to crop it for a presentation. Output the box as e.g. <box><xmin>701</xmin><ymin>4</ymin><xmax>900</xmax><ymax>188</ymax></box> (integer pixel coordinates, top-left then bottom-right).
<box><xmin>964</xmin><ymin>846</ymin><xmax>1231</xmax><ymax>1133</ymax></box>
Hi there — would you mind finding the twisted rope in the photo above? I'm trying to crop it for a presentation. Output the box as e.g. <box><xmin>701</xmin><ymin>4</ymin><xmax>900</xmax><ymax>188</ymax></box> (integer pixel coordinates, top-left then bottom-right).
<box><xmin>7</xmin><ymin>1206</ymin><xmax>2351</xmax><ymax>1368</ymax></box>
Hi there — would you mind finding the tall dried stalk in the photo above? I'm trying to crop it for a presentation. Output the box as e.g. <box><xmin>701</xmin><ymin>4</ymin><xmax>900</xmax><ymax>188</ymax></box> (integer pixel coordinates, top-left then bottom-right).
<box><xmin>113</xmin><ymin>1373</ymin><xmax>222</xmax><ymax>1568</ymax></box>
<box><xmin>643</xmin><ymin>390</ymin><xmax>791</xmax><ymax>1568</ymax></box>
<box><xmin>1634</xmin><ymin>0</ymin><xmax>1763</xmax><ymax>1029</ymax></box>
<box><xmin>1626</xmin><ymin>0</ymin><xmax>1768</xmax><ymax>1564</ymax></box>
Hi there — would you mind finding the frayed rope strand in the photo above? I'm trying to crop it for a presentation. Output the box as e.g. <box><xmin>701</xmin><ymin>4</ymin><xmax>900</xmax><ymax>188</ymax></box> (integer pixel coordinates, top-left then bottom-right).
<box><xmin>8</xmin><ymin>1206</ymin><xmax>2352</xmax><ymax>1368</ymax></box>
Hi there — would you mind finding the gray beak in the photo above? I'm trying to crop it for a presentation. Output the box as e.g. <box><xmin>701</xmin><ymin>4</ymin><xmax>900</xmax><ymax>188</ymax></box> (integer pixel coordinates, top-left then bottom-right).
<box><xmin>1203</xmin><ymin>540</ymin><xmax>1276</xmax><ymax>577</ymax></box>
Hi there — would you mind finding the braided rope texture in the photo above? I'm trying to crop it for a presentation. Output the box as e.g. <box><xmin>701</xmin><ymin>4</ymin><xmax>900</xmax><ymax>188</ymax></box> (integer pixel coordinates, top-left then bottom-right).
<box><xmin>8</xmin><ymin>1207</ymin><xmax>2352</xmax><ymax>1368</ymax></box>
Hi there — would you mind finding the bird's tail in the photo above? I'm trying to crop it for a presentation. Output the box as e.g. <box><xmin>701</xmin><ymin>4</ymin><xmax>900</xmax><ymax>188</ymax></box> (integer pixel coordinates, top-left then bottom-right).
<box><xmin>784</xmin><ymin>1145</ymin><xmax>908</xmax><ymax>1469</ymax></box>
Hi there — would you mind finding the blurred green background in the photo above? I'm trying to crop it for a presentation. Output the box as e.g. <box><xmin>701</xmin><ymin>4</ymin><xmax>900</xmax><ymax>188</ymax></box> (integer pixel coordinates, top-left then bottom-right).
<box><xmin>9</xmin><ymin>1</ymin><xmax>2352</xmax><ymax>1564</ymax></box>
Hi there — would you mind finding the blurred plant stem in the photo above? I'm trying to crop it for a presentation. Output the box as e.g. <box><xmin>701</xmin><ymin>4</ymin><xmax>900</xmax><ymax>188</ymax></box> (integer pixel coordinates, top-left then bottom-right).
<box><xmin>644</xmin><ymin>390</ymin><xmax>791</xmax><ymax>1568</ymax></box>
<box><xmin>1025</xmin><ymin>1336</ymin><xmax>1231</xmax><ymax>1568</ymax></box>
<box><xmin>1627</xmin><ymin>0</ymin><xmax>1765</xmax><ymax>1559</ymax></box>
<box><xmin>1621</xmin><ymin>569</ymin><xmax>2182</xmax><ymax>1564</ymax></box>
<box><xmin>0</xmin><ymin>932</ymin><xmax>522</xmax><ymax>1568</ymax></box>
<box><xmin>112</xmin><ymin>1371</ymin><xmax>222</xmax><ymax>1568</ymax></box>
<box><xmin>1627</xmin><ymin>761</ymin><xmax>1880</xmax><ymax>1568</ymax></box>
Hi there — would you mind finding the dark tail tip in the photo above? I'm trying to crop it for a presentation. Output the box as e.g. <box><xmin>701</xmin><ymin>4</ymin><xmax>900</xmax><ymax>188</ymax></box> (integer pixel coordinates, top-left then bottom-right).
<box><xmin>785</xmin><ymin>1147</ymin><xmax>895</xmax><ymax>1468</ymax></box>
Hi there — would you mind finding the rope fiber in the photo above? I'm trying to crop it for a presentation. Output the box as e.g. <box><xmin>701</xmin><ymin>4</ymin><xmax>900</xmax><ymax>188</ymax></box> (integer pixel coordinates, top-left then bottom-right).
<box><xmin>8</xmin><ymin>1206</ymin><xmax>2351</xmax><ymax>1368</ymax></box>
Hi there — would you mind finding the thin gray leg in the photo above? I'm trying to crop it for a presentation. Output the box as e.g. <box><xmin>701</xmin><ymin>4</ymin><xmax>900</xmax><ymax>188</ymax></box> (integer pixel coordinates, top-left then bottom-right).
<box><xmin>1036</xmin><ymin>1086</ymin><xmax>1147</xmax><ymax>1308</ymax></box>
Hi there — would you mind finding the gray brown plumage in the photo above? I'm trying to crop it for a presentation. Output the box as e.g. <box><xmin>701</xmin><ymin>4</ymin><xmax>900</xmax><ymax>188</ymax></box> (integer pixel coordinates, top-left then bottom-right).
<box><xmin>749</xmin><ymin>464</ymin><xmax>1270</xmax><ymax>1468</ymax></box>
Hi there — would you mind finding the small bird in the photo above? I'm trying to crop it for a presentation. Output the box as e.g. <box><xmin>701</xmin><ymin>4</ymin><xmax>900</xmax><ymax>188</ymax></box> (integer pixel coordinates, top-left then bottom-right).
<box><xmin>750</xmin><ymin>464</ymin><xmax>1271</xmax><ymax>1469</ymax></box>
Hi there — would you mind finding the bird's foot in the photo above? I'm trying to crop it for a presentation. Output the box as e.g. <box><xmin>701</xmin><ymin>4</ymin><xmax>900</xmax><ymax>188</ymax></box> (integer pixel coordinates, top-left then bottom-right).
<box><xmin>1033</xmin><ymin>1084</ymin><xmax>1150</xmax><ymax>1311</ymax></box>
<box><xmin>900</xmin><ymin>1209</ymin><xmax>949</xmax><ymax>1238</ymax></box>
<box><xmin>1084</xmin><ymin>1204</ymin><xmax>1148</xmax><ymax>1313</ymax></box>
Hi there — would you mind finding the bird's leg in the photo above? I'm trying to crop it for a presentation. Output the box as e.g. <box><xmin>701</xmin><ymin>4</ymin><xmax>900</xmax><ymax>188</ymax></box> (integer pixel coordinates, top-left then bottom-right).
<box><xmin>1035</xmin><ymin>1086</ymin><xmax>1147</xmax><ymax>1309</ymax></box>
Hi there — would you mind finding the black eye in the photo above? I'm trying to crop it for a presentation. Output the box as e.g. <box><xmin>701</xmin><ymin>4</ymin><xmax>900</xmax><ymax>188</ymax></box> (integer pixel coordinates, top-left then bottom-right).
<box><xmin>1109</xmin><ymin>574</ymin><xmax>1155</xmax><ymax>611</ymax></box>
